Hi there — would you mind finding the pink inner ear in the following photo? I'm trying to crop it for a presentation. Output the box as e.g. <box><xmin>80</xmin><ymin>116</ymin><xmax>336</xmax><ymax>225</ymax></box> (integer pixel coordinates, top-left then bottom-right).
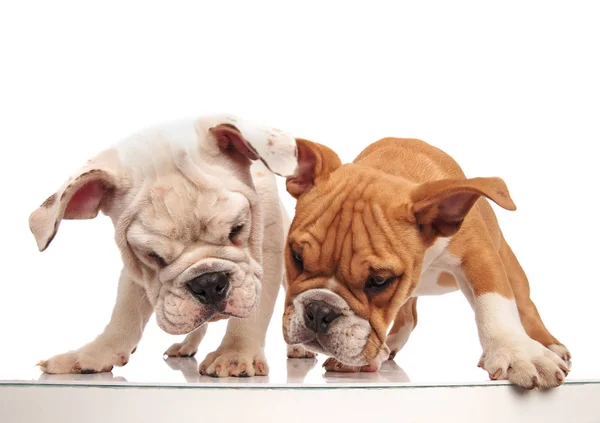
<box><xmin>438</xmin><ymin>192</ymin><xmax>478</xmax><ymax>221</ymax></box>
<box><xmin>286</xmin><ymin>140</ymin><xmax>317</xmax><ymax>197</ymax></box>
<box><xmin>64</xmin><ymin>180</ymin><xmax>105</xmax><ymax>219</ymax></box>
<box><xmin>211</xmin><ymin>125</ymin><xmax>260</xmax><ymax>161</ymax></box>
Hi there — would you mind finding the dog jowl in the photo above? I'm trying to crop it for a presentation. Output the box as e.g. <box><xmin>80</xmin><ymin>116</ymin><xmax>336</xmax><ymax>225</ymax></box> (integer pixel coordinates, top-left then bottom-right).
<box><xmin>282</xmin><ymin>137</ymin><xmax>570</xmax><ymax>389</ymax></box>
<box><xmin>30</xmin><ymin>115</ymin><xmax>298</xmax><ymax>376</ymax></box>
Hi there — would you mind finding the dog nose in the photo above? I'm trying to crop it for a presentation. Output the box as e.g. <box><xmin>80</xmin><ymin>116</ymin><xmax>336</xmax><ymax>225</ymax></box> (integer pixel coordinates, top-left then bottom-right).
<box><xmin>187</xmin><ymin>272</ymin><xmax>229</xmax><ymax>305</ymax></box>
<box><xmin>304</xmin><ymin>300</ymin><xmax>341</xmax><ymax>333</ymax></box>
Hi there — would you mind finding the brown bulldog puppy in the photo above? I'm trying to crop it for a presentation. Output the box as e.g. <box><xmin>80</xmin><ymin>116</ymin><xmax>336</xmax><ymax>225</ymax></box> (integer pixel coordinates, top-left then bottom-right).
<box><xmin>282</xmin><ymin>137</ymin><xmax>570</xmax><ymax>389</ymax></box>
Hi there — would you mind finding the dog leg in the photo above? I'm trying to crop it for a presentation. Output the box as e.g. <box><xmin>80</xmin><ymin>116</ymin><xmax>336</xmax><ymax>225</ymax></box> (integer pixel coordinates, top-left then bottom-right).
<box><xmin>38</xmin><ymin>270</ymin><xmax>152</xmax><ymax>374</ymax></box>
<box><xmin>198</xmin><ymin>271</ymin><xmax>279</xmax><ymax>377</ymax></box>
<box><xmin>278</xmin><ymin>199</ymin><xmax>315</xmax><ymax>361</ymax></box>
<box><xmin>164</xmin><ymin>324</ymin><xmax>208</xmax><ymax>358</ymax></box>
<box><xmin>198</xmin><ymin>260</ymin><xmax>280</xmax><ymax>376</ymax></box>
<box><xmin>456</xmin><ymin>248</ymin><xmax>568</xmax><ymax>389</ymax></box>
<box><xmin>499</xmin><ymin>238</ymin><xmax>571</xmax><ymax>362</ymax></box>
<box><xmin>386</xmin><ymin>297</ymin><xmax>418</xmax><ymax>361</ymax></box>
<box><xmin>283</xmin><ymin>273</ymin><xmax>317</xmax><ymax>359</ymax></box>
<box><xmin>199</xmin><ymin>202</ymin><xmax>284</xmax><ymax>377</ymax></box>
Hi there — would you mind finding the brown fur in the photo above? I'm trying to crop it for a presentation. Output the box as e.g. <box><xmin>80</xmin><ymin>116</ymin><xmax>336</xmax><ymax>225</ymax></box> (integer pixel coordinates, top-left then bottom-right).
<box><xmin>284</xmin><ymin>137</ymin><xmax>564</xmax><ymax>361</ymax></box>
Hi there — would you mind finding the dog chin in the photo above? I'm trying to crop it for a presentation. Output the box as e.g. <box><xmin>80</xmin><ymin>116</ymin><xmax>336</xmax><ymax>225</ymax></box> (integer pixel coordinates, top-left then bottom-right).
<box><xmin>157</xmin><ymin>316</ymin><xmax>208</xmax><ymax>336</ymax></box>
<box><xmin>300</xmin><ymin>339</ymin><xmax>370</xmax><ymax>367</ymax></box>
<box><xmin>283</xmin><ymin>319</ymin><xmax>373</xmax><ymax>366</ymax></box>
<box><xmin>156</xmin><ymin>304</ymin><xmax>218</xmax><ymax>335</ymax></box>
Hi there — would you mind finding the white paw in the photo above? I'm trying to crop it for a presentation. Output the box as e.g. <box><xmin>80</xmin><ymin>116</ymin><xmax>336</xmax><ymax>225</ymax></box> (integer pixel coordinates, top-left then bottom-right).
<box><xmin>323</xmin><ymin>347</ymin><xmax>388</xmax><ymax>373</ymax></box>
<box><xmin>164</xmin><ymin>342</ymin><xmax>198</xmax><ymax>358</ymax></box>
<box><xmin>479</xmin><ymin>337</ymin><xmax>569</xmax><ymax>389</ymax></box>
<box><xmin>386</xmin><ymin>326</ymin><xmax>412</xmax><ymax>360</ymax></box>
<box><xmin>287</xmin><ymin>344</ymin><xmax>317</xmax><ymax>359</ymax></box>
<box><xmin>38</xmin><ymin>344</ymin><xmax>133</xmax><ymax>374</ymax></box>
<box><xmin>548</xmin><ymin>343</ymin><xmax>572</xmax><ymax>362</ymax></box>
<box><xmin>199</xmin><ymin>346</ymin><xmax>268</xmax><ymax>377</ymax></box>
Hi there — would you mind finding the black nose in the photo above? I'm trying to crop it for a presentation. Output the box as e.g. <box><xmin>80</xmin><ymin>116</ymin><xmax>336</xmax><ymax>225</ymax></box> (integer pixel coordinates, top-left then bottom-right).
<box><xmin>304</xmin><ymin>300</ymin><xmax>341</xmax><ymax>334</ymax></box>
<box><xmin>187</xmin><ymin>272</ymin><xmax>229</xmax><ymax>305</ymax></box>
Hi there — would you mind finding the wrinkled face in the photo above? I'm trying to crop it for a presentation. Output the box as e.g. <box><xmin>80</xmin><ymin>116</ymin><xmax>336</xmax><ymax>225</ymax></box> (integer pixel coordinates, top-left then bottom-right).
<box><xmin>282</xmin><ymin>139</ymin><xmax>515</xmax><ymax>366</ymax></box>
<box><xmin>283</xmin><ymin>166</ymin><xmax>428</xmax><ymax>365</ymax></box>
<box><xmin>126</xmin><ymin>174</ymin><xmax>263</xmax><ymax>335</ymax></box>
<box><xmin>29</xmin><ymin>115</ymin><xmax>301</xmax><ymax>337</ymax></box>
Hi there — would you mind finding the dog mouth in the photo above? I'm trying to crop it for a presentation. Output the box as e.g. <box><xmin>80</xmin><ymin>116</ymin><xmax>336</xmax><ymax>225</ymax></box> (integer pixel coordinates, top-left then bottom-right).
<box><xmin>297</xmin><ymin>334</ymin><xmax>376</xmax><ymax>367</ymax></box>
<box><xmin>157</xmin><ymin>270</ymin><xmax>262</xmax><ymax>335</ymax></box>
<box><xmin>160</xmin><ymin>297</ymin><xmax>259</xmax><ymax>335</ymax></box>
<box><xmin>283</xmin><ymin>289</ymin><xmax>378</xmax><ymax>366</ymax></box>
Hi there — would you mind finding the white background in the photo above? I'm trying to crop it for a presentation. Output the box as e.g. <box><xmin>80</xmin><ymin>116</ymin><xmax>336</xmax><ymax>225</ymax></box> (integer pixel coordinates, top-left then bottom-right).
<box><xmin>0</xmin><ymin>1</ymin><xmax>598</xmax><ymax>384</ymax></box>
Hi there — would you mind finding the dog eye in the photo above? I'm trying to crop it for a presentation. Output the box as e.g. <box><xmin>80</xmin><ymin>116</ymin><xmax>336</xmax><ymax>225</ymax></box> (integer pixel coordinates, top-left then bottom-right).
<box><xmin>147</xmin><ymin>252</ymin><xmax>167</xmax><ymax>267</ymax></box>
<box><xmin>365</xmin><ymin>275</ymin><xmax>395</xmax><ymax>292</ymax></box>
<box><xmin>291</xmin><ymin>248</ymin><xmax>304</xmax><ymax>271</ymax></box>
<box><xmin>229</xmin><ymin>224</ymin><xmax>244</xmax><ymax>241</ymax></box>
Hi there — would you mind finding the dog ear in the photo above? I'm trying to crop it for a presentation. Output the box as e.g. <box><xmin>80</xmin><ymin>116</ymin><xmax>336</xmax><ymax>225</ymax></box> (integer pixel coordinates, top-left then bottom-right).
<box><xmin>285</xmin><ymin>139</ymin><xmax>342</xmax><ymax>199</ymax></box>
<box><xmin>208</xmin><ymin>119</ymin><xmax>298</xmax><ymax>177</ymax></box>
<box><xmin>411</xmin><ymin>177</ymin><xmax>516</xmax><ymax>240</ymax></box>
<box><xmin>29</xmin><ymin>150</ymin><xmax>124</xmax><ymax>252</ymax></box>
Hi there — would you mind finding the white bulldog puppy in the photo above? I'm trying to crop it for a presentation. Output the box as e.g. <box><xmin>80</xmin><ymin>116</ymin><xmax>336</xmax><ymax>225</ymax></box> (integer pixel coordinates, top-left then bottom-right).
<box><xmin>30</xmin><ymin>115</ymin><xmax>298</xmax><ymax>377</ymax></box>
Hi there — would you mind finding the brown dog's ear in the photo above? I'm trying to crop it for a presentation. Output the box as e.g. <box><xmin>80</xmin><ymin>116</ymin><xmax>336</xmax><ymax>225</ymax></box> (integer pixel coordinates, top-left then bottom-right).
<box><xmin>285</xmin><ymin>139</ymin><xmax>342</xmax><ymax>199</ymax></box>
<box><xmin>411</xmin><ymin>177</ymin><xmax>516</xmax><ymax>239</ymax></box>
<box><xmin>208</xmin><ymin>119</ymin><xmax>298</xmax><ymax>177</ymax></box>
<box><xmin>29</xmin><ymin>150</ymin><xmax>124</xmax><ymax>252</ymax></box>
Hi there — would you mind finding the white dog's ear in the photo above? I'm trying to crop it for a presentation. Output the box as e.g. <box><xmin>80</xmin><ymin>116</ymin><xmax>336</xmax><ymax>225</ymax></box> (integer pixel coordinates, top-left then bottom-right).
<box><xmin>29</xmin><ymin>150</ymin><xmax>125</xmax><ymax>252</ymax></box>
<box><xmin>204</xmin><ymin>116</ymin><xmax>298</xmax><ymax>177</ymax></box>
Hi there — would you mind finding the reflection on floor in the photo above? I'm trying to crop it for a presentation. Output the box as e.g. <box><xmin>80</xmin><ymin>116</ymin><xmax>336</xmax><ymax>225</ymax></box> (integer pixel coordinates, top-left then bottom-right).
<box><xmin>1</xmin><ymin>315</ymin><xmax>595</xmax><ymax>388</ymax></box>
<box><xmin>31</xmin><ymin>356</ymin><xmax>412</xmax><ymax>386</ymax></box>
<box><xmin>9</xmin><ymin>350</ymin><xmax>589</xmax><ymax>388</ymax></box>
<box><xmin>163</xmin><ymin>357</ymin><xmax>411</xmax><ymax>385</ymax></box>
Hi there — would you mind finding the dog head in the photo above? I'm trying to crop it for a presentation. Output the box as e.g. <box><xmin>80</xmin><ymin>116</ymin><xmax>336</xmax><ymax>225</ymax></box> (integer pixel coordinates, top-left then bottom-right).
<box><xmin>30</xmin><ymin>115</ymin><xmax>297</xmax><ymax>335</ymax></box>
<box><xmin>282</xmin><ymin>139</ymin><xmax>516</xmax><ymax>365</ymax></box>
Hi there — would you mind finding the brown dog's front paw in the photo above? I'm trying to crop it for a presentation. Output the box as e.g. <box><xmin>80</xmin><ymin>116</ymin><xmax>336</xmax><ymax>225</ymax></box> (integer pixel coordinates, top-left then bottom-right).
<box><xmin>547</xmin><ymin>343</ymin><xmax>572</xmax><ymax>363</ymax></box>
<box><xmin>198</xmin><ymin>346</ymin><xmax>269</xmax><ymax>377</ymax></box>
<box><xmin>323</xmin><ymin>357</ymin><xmax>380</xmax><ymax>373</ymax></box>
<box><xmin>287</xmin><ymin>344</ymin><xmax>317</xmax><ymax>359</ymax></box>
<box><xmin>38</xmin><ymin>346</ymin><xmax>131</xmax><ymax>374</ymax></box>
<box><xmin>480</xmin><ymin>338</ymin><xmax>569</xmax><ymax>389</ymax></box>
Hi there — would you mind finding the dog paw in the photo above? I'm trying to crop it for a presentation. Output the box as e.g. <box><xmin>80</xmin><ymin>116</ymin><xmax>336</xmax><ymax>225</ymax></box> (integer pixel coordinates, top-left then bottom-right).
<box><xmin>323</xmin><ymin>357</ymin><xmax>382</xmax><ymax>373</ymax></box>
<box><xmin>38</xmin><ymin>345</ymin><xmax>131</xmax><ymax>374</ymax></box>
<box><xmin>479</xmin><ymin>337</ymin><xmax>569</xmax><ymax>389</ymax></box>
<box><xmin>287</xmin><ymin>344</ymin><xmax>317</xmax><ymax>359</ymax></box>
<box><xmin>199</xmin><ymin>346</ymin><xmax>269</xmax><ymax>377</ymax></box>
<box><xmin>386</xmin><ymin>327</ymin><xmax>412</xmax><ymax>361</ymax></box>
<box><xmin>548</xmin><ymin>343</ymin><xmax>572</xmax><ymax>362</ymax></box>
<box><xmin>164</xmin><ymin>342</ymin><xmax>197</xmax><ymax>358</ymax></box>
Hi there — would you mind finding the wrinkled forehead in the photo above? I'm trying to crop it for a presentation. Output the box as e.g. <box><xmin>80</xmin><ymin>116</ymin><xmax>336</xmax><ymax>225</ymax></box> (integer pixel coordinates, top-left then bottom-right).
<box><xmin>289</xmin><ymin>190</ymin><xmax>419</xmax><ymax>283</ymax></box>
<box><xmin>290</xmin><ymin>166</ymin><xmax>415</xmax><ymax>237</ymax></box>
<box><xmin>132</xmin><ymin>175</ymin><xmax>250</xmax><ymax>239</ymax></box>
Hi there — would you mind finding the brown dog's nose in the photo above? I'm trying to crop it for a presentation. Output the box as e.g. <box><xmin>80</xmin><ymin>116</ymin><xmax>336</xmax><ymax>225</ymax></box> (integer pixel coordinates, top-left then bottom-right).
<box><xmin>187</xmin><ymin>272</ymin><xmax>229</xmax><ymax>305</ymax></box>
<box><xmin>304</xmin><ymin>300</ymin><xmax>341</xmax><ymax>333</ymax></box>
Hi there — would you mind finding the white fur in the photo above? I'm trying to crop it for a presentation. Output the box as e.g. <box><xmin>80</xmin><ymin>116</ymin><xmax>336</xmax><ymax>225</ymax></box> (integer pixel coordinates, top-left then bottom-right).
<box><xmin>39</xmin><ymin>271</ymin><xmax>153</xmax><ymax>373</ymax></box>
<box><xmin>470</xmin><ymin>293</ymin><xmax>567</xmax><ymax>388</ymax></box>
<box><xmin>386</xmin><ymin>321</ymin><xmax>415</xmax><ymax>355</ymax></box>
<box><xmin>325</xmin><ymin>277</ymin><xmax>338</xmax><ymax>291</ymax></box>
<box><xmin>34</xmin><ymin>115</ymin><xmax>295</xmax><ymax>376</ymax></box>
<box><xmin>410</xmin><ymin>244</ymin><xmax>567</xmax><ymax>388</ymax></box>
<box><xmin>285</xmin><ymin>289</ymin><xmax>373</xmax><ymax>366</ymax></box>
<box><xmin>412</xmin><ymin>237</ymin><xmax>460</xmax><ymax>296</ymax></box>
<box><xmin>164</xmin><ymin>324</ymin><xmax>208</xmax><ymax>357</ymax></box>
